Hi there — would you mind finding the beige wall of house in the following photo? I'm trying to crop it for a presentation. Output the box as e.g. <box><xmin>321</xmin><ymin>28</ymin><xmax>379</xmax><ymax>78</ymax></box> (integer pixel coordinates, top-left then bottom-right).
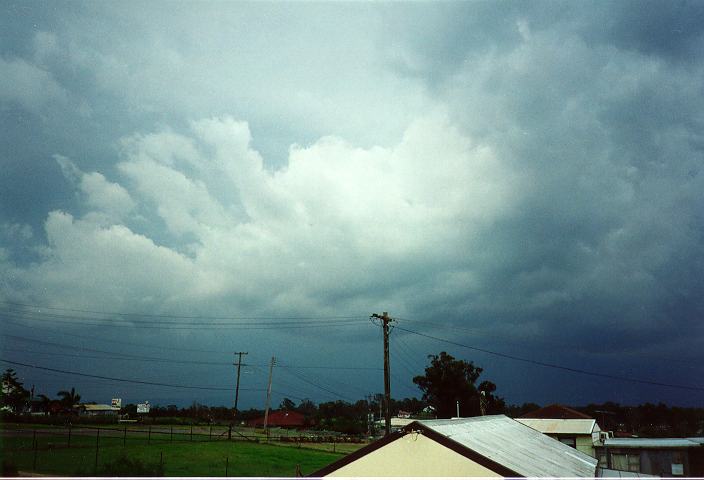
<box><xmin>545</xmin><ymin>433</ymin><xmax>595</xmax><ymax>457</ymax></box>
<box><xmin>575</xmin><ymin>435</ymin><xmax>596</xmax><ymax>457</ymax></box>
<box><xmin>326</xmin><ymin>433</ymin><xmax>502</xmax><ymax>477</ymax></box>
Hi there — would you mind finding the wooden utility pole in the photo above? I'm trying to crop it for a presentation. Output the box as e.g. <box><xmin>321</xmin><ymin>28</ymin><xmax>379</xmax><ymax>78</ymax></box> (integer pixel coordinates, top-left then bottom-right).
<box><xmin>263</xmin><ymin>356</ymin><xmax>276</xmax><ymax>433</ymax></box>
<box><xmin>233</xmin><ymin>352</ymin><xmax>248</xmax><ymax>418</ymax></box>
<box><xmin>479</xmin><ymin>390</ymin><xmax>487</xmax><ymax>416</ymax></box>
<box><xmin>371</xmin><ymin>312</ymin><xmax>394</xmax><ymax>436</ymax></box>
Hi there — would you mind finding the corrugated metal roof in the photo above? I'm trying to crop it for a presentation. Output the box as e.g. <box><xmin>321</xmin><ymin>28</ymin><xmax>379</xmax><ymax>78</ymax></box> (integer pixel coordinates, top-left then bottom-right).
<box><xmin>82</xmin><ymin>404</ymin><xmax>119</xmax><ymax>411</ymax></box>
<box><xmin>417</xmin><ymin>415</ymin><xmax>598</xmax><ymax>477</ymax></box>
<box><xmin>516</xmin><ymin>417</ymin><xmax>598</xmax><ymax>434</ymax></box>
<box><xmin>605</xmin><ymin>437</ymin><xmax>701</xmax><ymax>448</ymax></box>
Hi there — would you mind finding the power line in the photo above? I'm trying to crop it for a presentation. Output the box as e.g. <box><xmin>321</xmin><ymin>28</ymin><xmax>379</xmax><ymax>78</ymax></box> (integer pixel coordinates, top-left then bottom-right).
<box><xmin>0</xmin><ymin>348</ymin><xmax>222</xmax><ymax>365</ymax></box>
<box><xmin>0</xmin><ymin>357</ymin><xmax>258</xmax><ymax>392</ymax></box>
<box><xmin>1</xmin><ymin>307</ymin><xmax>366</xmax><ymax>326</ymax></box>
<box><xmin>279</xmin><ymin>367</ymin><xmax>356</xmax><ymax>402</ymax></box>
<box><xmin>277</xmin><ymin>364</ymin><xmax>381</xmax><ymax>371</ymax></box>
<box><xmin>2</xmin><ymin>318</ymin><xmax>235</xmax><ymax>354</ymax></box>
<box><xmin>2</xmin><ymin>357</ymin><xmax>319</xmax><ymax>400</ymax></box>
<box><xmin>390</xmin><ymin>342</ymin><xmax>419</xmax><ymax>380</ymax></box>
<box><xmin>248</xmin><ymin>365</ymin><xmax>311</xmax><ymax>399</ymax></box>
<box><xmin>396</xmin><ymin>334</ymin><xmax>427</xmax><ymax>369</ymax></box>
<box><xmin>397</xmin><ymin>316</ymin><xmax>703</xmax><ymax>368</ymax></box>
<box><xmin>396</xmin><ymin>326</ymin><xmax>704</xmax><ymax>392</ymax></box>
<box><xmin>0</xmin><ymin>311</ymin><xmax>368</xmax><ymax>330</ymax></box>
<box><xmin>1</xmin><ymin>333</ymin><xmax>381</xmax><ymax>371</ymax></box>
<box><xmin>1</xmin><ymin>334</ymin><xmax>226</xmax><ymax>364</ymax></box>
<box><xmin>0</xmin><ymin>301</ymin><xmax>365</xmax><ymax>321</ymax></box>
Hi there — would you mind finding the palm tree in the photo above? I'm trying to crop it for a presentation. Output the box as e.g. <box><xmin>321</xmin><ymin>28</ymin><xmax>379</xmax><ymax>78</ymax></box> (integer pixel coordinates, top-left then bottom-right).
<box><xmin>37</xmin><ymin>394</ymin><xmax>52</xmax><ymax>415</ymax></box>
<box><xmin>57</xmin><ymin>387</ymin><xmax>81</xmax><ymax>410</ymax></box>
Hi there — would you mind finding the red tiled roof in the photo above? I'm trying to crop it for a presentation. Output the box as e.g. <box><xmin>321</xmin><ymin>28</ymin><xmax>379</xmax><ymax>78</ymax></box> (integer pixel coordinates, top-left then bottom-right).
<box><xmin>520</xmin><ymin>404</ymin><xmax>592</xmax><ymax>419</ymax></box>
<box><xmin>247</xmin><ymin>410</ymin><xmax>309</xmax><ymax>427</ymax></box>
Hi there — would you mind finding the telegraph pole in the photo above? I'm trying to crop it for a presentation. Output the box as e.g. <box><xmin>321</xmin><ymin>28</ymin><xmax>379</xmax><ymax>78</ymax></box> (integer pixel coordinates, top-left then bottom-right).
<box><xmin>479</xmin><ymin>390</ymin><xmax>487</xmax><ymax>416</ymax></box>
<box><xmin>233</xmin><ymin>352</ymin><xmax>248</xmax><ymax>419</ymax></box>
<box><xmin>263</xmin><ymin>356</ymin><xmax>276</xmax><ymax>433</ymax></box>
<box><xmin>371</xmin><ymin>312</ymin><xmax>394</xmax><ymax>436</ymax></box>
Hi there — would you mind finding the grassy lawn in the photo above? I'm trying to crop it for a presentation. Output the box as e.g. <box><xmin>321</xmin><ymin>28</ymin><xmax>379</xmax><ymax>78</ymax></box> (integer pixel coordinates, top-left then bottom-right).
<box><xmin>1</xmin><ymin>436</ymin><xmax>345</xmax><ymax>476</ymax></box>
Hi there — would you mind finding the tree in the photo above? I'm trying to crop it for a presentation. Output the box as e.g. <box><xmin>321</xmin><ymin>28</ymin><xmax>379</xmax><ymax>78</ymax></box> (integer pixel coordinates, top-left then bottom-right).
<box><xmin>279</xmin><ymin>398</ymin><xmax>296</xmax><ymax>411</ymax></box>
<box><xmin>1</xmin><ymin>369</ymin><xmax>30</xmax><ymax>413</ymax></box>
<box><xmin>297</xmin><ymin>398</ymin><xmax>317</xmax><ymax>427</ymax></box>
<box><xmin>56</xmin><ymin>387</ymin><xmax>81</xmax><ymax>410</ymax></box>
<box><xmin>413</xmin><ymin>352</ymin><xmax>504</xmax><ymax>418</ymax></box>
<box><xmin>36</xmin><ymin>394</ymin><xmax>52</xmax><ymax>415</ymax></box>
<box><xmin>316</xmin><ymin>400</ymin><xmax>368</xmax><ymax>434</ymax></box>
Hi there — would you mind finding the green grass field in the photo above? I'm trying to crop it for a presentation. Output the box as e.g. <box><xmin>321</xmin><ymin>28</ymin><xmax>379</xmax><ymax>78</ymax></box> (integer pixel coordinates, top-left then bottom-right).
<box><xmin>0</xmin><ymin>428</ymin><xmax>352</xmax><ymax>476</ymax></box>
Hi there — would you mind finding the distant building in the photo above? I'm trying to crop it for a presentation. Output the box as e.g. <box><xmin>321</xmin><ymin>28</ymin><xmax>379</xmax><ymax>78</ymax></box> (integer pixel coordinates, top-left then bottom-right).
<box><xmin>517</xmin><ymin>404</ymin><xmax>602</xmax><ymax>457</ymax></box>
<box><xmin>310</xmin><ymin>415</ymin><xmax>599</xmax><ymax>477</ymax></box>
<box><xmin>246</xmin><ymin>410</ymin><xmax>311</xmax><ymax>429</ymax></box>
<box><xmin>516</xmin><ymin>418</ymin><xmax>602</xmax><ymax>457</ymax></box>
<box><xmin>78</xmin><ymin>404</ymin><xmax>120</xmax><ymax>416</ymax></box>
<box><xmin>374</xmin><ymin>416</ymin><xmax>415</xmax><ymax>431</ymax></box>
<box><xmin>595</xmin><ymin>437</ymin><xmax>704</xmax><ymax>477</ymax></box>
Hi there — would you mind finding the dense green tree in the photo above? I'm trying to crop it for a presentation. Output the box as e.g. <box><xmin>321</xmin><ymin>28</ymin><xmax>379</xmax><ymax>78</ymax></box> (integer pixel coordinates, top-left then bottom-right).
<box><xmin>413</xmin><ymin>352</ymin><xmax>504</xmax><ymax>418</ymax></box>
<box><xmin>1</xmin><ymin>369</ymin><xmax>29</xmax><ymax>413</ymax></box>
<box><xmin>579</xmin><ymin>402</ymin><xmax>704</xmax><ymax>437</ymax></box>
<box><xmin>279</xmin><ymin>398</ymin><xmax>296</xmax><ymax>411</ymax></box>
<box><xmin>316</xmin><ymin>400</ymin><xmax>367</xmax><ymax>434</ymax></box>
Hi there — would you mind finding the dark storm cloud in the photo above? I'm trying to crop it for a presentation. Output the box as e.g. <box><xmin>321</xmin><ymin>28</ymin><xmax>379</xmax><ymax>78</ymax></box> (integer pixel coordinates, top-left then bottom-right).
<box><xmin>1</xmin><ymin>1</ymin><xmax>703</xmax><ymax>408</ymax></box>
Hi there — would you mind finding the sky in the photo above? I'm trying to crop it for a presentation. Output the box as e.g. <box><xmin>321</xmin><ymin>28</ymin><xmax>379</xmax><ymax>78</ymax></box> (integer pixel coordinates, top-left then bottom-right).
<box><xmin>1</xmin><ymin>1</ymin><xmax>703</xmax><ymax>411</ymax></box>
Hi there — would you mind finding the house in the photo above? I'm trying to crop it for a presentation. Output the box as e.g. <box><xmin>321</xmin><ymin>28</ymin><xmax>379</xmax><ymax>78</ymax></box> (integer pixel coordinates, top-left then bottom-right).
<box><xmin>246</xmin><ymin>410</ymin><xmax>311</xmax><ymax>429</ymax></box>
<box><xmin>517</xmin><ymin>404</ymin><xmax>602</xmax><ymax>457</ymax></box>
<box><xmin>516</xmin><ymin>418</ymin><xmax>602</xmax><ymax>456</ymax></box>
<box><xmin>595</xmin><ymin>437</ymin><xmax>704</xmax><ymax>477</ymax></box>
<box><xmin>374</xmin><ymin>416</ymin><xmax>415</xmax><ymax>431</ymax></box>
<box><xmin>78</xmin><ymin>404</ymin><xmax>120</xmax><ymax>416</ymax></box>
<box><xmin>310</xmin><ymin>415</ymin><xmax>599</xmax><ymax>477</ymax></box>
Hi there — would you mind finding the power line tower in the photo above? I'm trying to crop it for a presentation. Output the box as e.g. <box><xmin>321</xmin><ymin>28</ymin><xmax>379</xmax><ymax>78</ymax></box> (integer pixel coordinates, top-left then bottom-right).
<box><xmin>371</xmin><ymin>312</ymin><xmax>394</xmax><ymax>436</ymax></box>
<box><xmin>263</xmin><ymin>356</ymin><xmax>276</xmax><ymax>435</ymax></box>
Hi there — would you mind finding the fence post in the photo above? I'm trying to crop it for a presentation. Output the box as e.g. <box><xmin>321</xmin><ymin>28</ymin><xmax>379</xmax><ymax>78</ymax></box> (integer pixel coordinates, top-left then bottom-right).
<box><xmin>171</xmin><ymin>425</ymin><xmax>173</xmax><ymax>443</ymax></box>
<box><xmin>160</xmin><ymin>451</ymin><xmax>163</xmax><ymax>472</ymax></box>
<box><xmin>333</xmin><ymin>436</ymin><xmax>336</xmax><ymax>453</ymax></box>
<box><xmin>148</xmin><ymin>425</ymin><xmax>151</xmax><ymax>445</ymax></box>
<box><xmin>124</xmin><ymin>425</ymin><xmax>127</xmax><ymax>447</ymax></box>
<box><xmin>190</xmin><ymin>424</ymin><xmax>193</xmax><ymax>442</ymax></box>
<box><xmin>67</xmin><ymin>425</ymin><xmax>72</xmax><ymax>448</ymax></box>
<box><xmin>32</xmin><ymin>430</ymin><xmax>38</xmax><ymax>470</ymax></box>
<box><xmin>209</xmin><ymin>425</ymin><xmax>212</xmax><ymax>440</ymax></box>
<box><xmin>225</xmin><ymin>457</ymin><xmax>229</xmax><ymax>477</ymax></box>
<box><xmin>94</xmin><ymin>429</ymin><xmax>100</xmax><ymax>475</ymax></box>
